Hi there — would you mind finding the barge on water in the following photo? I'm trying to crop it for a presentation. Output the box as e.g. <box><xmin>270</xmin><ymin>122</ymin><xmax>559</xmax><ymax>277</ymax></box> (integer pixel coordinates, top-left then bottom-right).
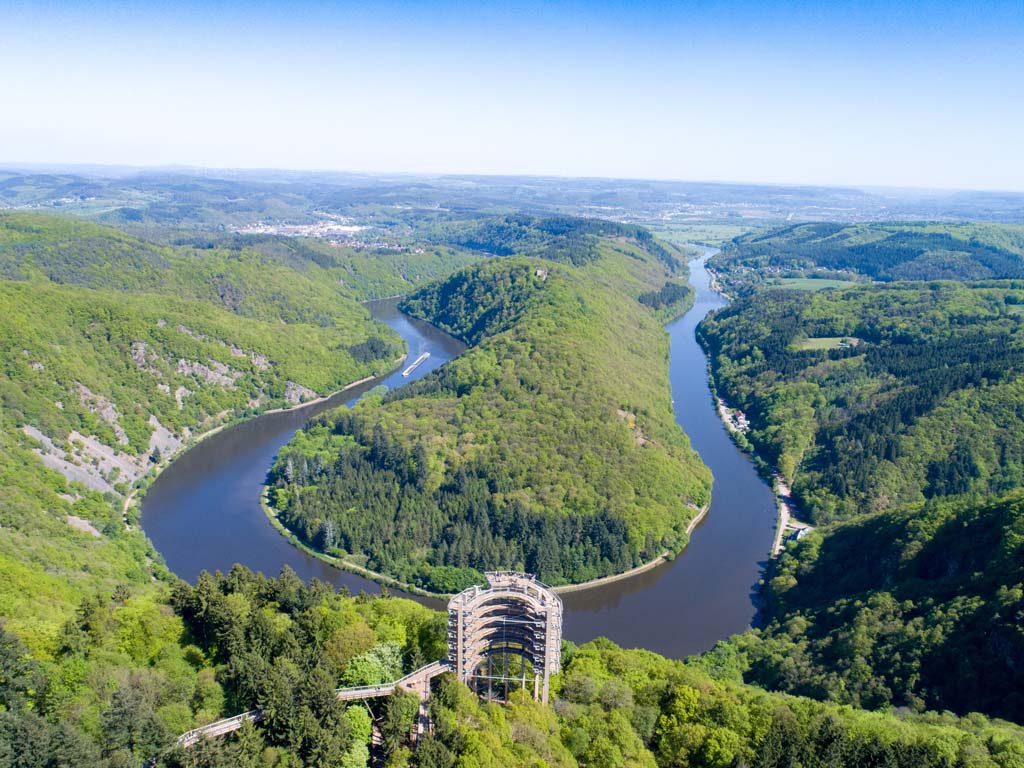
<box><xmin>402</xmin><ymin>352</ymin><xmax>430</xmax><ymax>376</ymax></box>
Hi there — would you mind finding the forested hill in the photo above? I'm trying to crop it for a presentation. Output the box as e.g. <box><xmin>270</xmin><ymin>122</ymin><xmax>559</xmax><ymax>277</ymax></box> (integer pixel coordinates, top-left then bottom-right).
<box><xmin>5</xmin><ymin>209</ymin><xmax>1024</xmax><ymax>765</ymax></box>
<box><xmin>268</xmin><ymin>238</ymin><xmax>710</xmax><ymax>593</ymax></box>
<box><xmin>8</xmin><ymin>566</ymin><xmax>1024</xmax><ymax>767</ymax></box>
<box><xmin>697</xmin><ymin>279</ymin><xmax>1024</xmax><ymax>726</ymax></box>
<box><xmin>0</xmin><ymin>211</ymin><xmax>409</xmax><ymax>655</ymax></box>
<box><xmin>0</xmin><ymin>211</ymin><xmax>434</xmax><ymax>315</ymax></box>
<box><xmin>1</xmin><ymin>211</ymin><xmax>404</xmax><ymax>480</ymax></box>
<box><xmin>425</xmin><ymin>214</ymin><xmax>683</xmax><ymax>270</ymax></box>
<box><xmin>711</xmin><ymin>221</ymin><xmax>1024</xmax><ymax>292</ymax></box>
<box><xmin>713</xmin><ymin>490</ymin><xmax>1024</xmax><ymax>724</ymax></box>
<box><xmin>699</xmin><ymin>282</ymin><xmax>1024</xmax><ymax>523</ymax></box>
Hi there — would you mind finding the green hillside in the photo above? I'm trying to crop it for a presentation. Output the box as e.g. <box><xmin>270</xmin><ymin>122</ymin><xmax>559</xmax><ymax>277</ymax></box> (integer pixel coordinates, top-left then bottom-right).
<box><xmin>697</xmin><ymin>279</ymin><xmax>1024</xmax><ymax>725</ymax></box>
<box><xmin>188</xmin><ymin>234</ymin><xmax>486</xmax><ymax>301</ymax></box>
<box><xmin>0</xmin><ymin>212</ymin><xmax>409</xmax><ymax>657</ymax></box>
<box><xmin>711</xmin><ymin>222</ymin><xmax>1024</xmax><ymax>293</ymax></box>
<box><xmin>699</xmin><ymin>281</ymin><xmax>1024</xmax><ymax>523</ymax></box>
<box><xmin>5</xmin><ymin>205</ymin><xmax>1024</xmax><ymax>766</ymax></box>
<box><xmin>267</xmin><ymin>237</ymin><xmax>708</xmax><ymax>592</ymax></box>
<box><xmin>6</xmin><ymin>566</ymin><xmax>1023</xmax><ymax>768</ymax></box>
<box><xmin>425</xmin><ymin>214</ymin><xmax>685</xmax><ymax>270</ymax></box>
<box><xmin>0</xmin><ymin>212</ymin><xmax>404</xmax><ymax>497</ymax></box>
<box><xmin>0</xmin><ymin>211</ymin><xmax>411</xmax><ymax>320</ymax></box>
<box><xmin>710</xmin><ymin>490</ymin><xmax>1024</xmax><ymax>725</ymax></box>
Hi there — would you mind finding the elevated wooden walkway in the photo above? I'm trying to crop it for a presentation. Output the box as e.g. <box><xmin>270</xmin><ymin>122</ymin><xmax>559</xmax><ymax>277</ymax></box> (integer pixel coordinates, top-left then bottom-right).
<box><xmin>177</xmin><ymin>661</ymin><xmax>450</xmax><ymax>747</ymax></box>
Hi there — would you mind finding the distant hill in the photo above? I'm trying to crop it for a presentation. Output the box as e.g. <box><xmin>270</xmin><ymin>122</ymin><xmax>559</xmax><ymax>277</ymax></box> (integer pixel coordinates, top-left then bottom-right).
<box><xmin>424</xmin><ymin>214</ymin><xmax>682</xmax><ymax>270</ymax></box>
<box><xmin>712</xmin><ymin>221</ymin><xmax>1024</xmax><ymax>292</ymax></box>
<box><xmin>6</xmin><ymin>167</ymin><xmax>1023</xmax><ymax>235</ymax></box>
<box><xmin>0</xmin><ymin>211</ymin><xmax>414</xmax><ymax>316</ymax></box>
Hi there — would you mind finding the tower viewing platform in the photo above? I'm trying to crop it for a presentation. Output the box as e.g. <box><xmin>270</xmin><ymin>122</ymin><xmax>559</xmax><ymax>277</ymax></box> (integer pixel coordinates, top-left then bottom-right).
<box><xmin>447</xmin><ymin>571</ymin><xmax>563</xmax><ymax>704</ymax></box>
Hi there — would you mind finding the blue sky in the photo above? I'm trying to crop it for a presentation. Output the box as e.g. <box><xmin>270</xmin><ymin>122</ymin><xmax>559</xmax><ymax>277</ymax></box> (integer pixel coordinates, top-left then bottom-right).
<box><xmin>2</xmin><ymin>0</ymin><xmax>1022</xmax><ymax>190</ymax></box>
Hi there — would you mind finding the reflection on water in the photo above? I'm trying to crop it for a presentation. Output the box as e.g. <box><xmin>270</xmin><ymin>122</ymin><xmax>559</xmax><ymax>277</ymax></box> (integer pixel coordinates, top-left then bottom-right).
<box><xmin>143</xmin><ymin>259</ymin><xmax>777</xmax><ymax>659</ymax></box>
<box><xmin>141</xmin><ymin>298</ymin><xmax>460</xmax><ymax>609</ymax></box>
<box><xmin>559</xmin><ymin>249</ymin><xmax>776</xmax><ymax>657</ymax></box>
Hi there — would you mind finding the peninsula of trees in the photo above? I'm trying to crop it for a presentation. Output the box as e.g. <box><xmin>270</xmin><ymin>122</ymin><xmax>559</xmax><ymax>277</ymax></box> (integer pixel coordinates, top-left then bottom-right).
<box><xmin>268</xmin><ymin>224</ymin><xmax>710</xmax><ymax>592</ymax></box>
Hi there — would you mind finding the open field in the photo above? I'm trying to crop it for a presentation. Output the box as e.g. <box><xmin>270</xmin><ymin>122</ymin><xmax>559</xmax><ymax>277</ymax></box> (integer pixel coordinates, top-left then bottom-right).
<box><xmin>648</xmin><ymin>223</ymin><xmax>754</xmax><ymax>245</ymax></box>
<box><xmin>775</xmin><ymin>277</ymin><xmax>860</xmax><ymax>290</ymax></box>
<box><xmin>791</xmin><ymin>335</ymin><xmax>862</xmax><ymax>351</ymax></box>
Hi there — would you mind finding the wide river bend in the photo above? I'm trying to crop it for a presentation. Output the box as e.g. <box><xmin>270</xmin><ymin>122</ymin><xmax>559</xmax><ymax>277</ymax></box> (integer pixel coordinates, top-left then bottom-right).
<box><xmin>142</xmin><ymin>250</ymin><xmax>776</xmax><ymax>658</ymax></box>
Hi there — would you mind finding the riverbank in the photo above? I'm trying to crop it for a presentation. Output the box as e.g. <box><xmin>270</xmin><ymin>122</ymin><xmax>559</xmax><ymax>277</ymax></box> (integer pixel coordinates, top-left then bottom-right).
<box><xmin>708</xmin><ymin>386</ymin><xmax>815</xmax><ymax>558</ymax></box>
<box><xmin>261</xmin><ymin>487</ymin><xmax>713</xmax><ymax>600</ymax></box>
<box><xmin>770</xmin><ymin>475</ymin><xmax>814</xmax><ymax>556</ymax></box>
<box><xmin>697</xmin><ymin>260</ymin><xmax>810</xmax><ymax>559</ymax></box>
<box><xmin>127</xmin><ymin>361</ymin><xmax>404</xmax><ymax>526</ymax></box>
<box><xmin>705</xmin><ymin>265</ymin><xmax>731</xmax><ymax>300</ymax></box>
<box><xmin>553</xmin><ymin>502</ymin><xmax>710</xmax><ymax>594</ymax></box>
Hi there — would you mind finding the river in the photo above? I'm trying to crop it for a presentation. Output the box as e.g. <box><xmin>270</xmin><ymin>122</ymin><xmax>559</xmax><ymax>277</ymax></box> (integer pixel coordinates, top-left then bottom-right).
<box><xmin>141</xmin><ymin>250</ymin><xmax>777</xmax><ymax>658</ymax></box>
<box><xmin>140</xmin><ymin>300</ymin><xmax>466</xmax><ymax>597</ymax></box>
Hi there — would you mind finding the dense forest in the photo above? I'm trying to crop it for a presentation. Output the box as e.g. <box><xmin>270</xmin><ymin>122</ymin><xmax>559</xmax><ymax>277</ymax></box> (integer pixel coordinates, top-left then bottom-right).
<box><xmin>6</xmin><ymin>191</ymin><xmax>1024</xmax><ymax>766</ymax></box>
<box><xmin>424</xmin><ymin>214</ymin><xmax>682</xmax><ymax>270</ymax></box>
<box><xmin>708</xmin><ymin>490</ymin><xmax>1024</xmax><ymax>725</ymax></box>
<box><xmin>174</xmin><ymin>233</ymin><xmax>485</xmax><ymax>302</ymax></box>
<box><xmin>710</xmin><ymin>222</ymin><xmax>1024</xmax><ymax>293</ymax></box>
<box><xmin>697</xmin><ymin>276</ymin><xmax>1024</xmax><ymax>727</ymax></box>
<box><xmin>5</xmin><ymin>566</ymin><xmax>1023</xmax><ymax>768</ymax></box>
<box><xmin>0</xmin><ymin>212</ymin><xmax>414</xmax><ymax>655</ymax></box>
<box><xmin>268</xmin><ymin>238</ymin><xmax>709</xmax><ymax>592</ymax></box>
<box><xmin>0</xmin><ymin>212</ymin><xmax>406</xmax><ymax>499</ymax></box>
<box><xmin>699</xmin><ymin>281</ymin><xmax>1024</xmax><ymax>522</ymax></box>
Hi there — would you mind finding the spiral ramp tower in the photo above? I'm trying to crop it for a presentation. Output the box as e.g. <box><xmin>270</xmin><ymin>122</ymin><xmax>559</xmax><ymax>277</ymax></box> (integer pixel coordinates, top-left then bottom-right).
<box><xmin>447</xmin><ymin>572</ymin><xmax>562</xmax><ymax>704</ymax></box>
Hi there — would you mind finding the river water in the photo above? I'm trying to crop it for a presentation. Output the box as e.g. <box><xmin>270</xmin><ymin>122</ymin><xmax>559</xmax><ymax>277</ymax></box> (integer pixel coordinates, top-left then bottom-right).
<box><xmin>141</xmin><ymin>251</ymin><xmax>777</xmax><ymax>658</ymax></box>
<box><xmin>141</xmin><ymin>301</ymin><xmax>466</xmax><ymax>597</ymax></box>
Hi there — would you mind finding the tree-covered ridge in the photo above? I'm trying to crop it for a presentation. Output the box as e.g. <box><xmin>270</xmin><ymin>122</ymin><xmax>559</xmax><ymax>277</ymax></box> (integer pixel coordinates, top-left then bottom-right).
<box><xmin>0</xmin><ymin>564</ymin><xmax>449</xmax><ymax>768</ymax></box>
<box><xmin>2</xmin><ymin>281</ymin><xmax>406</xmax><ymax>461</ymax></box>
<box><xmin>708</xmin><ymin>490</ymin><xmax>1024</xmax><ymax>726</ymax></box>
<box><xmin>711</xmin><ymin>222</ymin><xmax>1024</xmax><ymax>292</ymax></box>
<box><xmin>399</xmin><ymin>260</ymin><xmax>547</xmax><ymax>345</ymax></box>
<box><xmin>9</xmin><ymin>564</ymin><xmax>1023</xmax><ymax>768</ymax></box>
<box><xmin>0</xmin><ymin>212</ymin><xmax>405</xmax><ymax>504</ymax></box>
<box><xmin>168</xmin><ymin>232</ymin><xmax>486</xmax><ymax>302</ymax></box>
<box><xmin>699</xmin><ymin>282</ymin><xmax>1024</xmax><ymax>522</ymax></box>
<box><xmin>546</xmin><ymin>639</ymin><xmax>1024</xmax><ymax>768</ymax></box>
<box><xmin>0</xmin><ymin>211</ymin><xmax>397</xmax><ymax>323</ymax></box>
<box><xmin>0</xmin><ymin>212</ymin><xmax>404</xmax><ymax>668</ymax></box>
<box><xmin>269</xmin><ymin>250</ymin><xmax>709</xmax><ymax>592</ymax></box>
<box><xmin>426</xmin><ymin>213</ymin><xmax>683</xmax><ymax>270</ymax></box>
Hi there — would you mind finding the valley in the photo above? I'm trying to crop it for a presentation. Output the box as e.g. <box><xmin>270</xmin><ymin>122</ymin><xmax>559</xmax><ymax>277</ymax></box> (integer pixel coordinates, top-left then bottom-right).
<box><xmin>1</xmin><ymin>170</ymin><xmax>1023</xmax><ymax>767</ymax></box>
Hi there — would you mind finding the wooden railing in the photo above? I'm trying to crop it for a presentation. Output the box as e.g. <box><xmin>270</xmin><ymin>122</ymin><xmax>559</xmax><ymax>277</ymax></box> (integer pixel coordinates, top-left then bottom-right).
<box><xmin>176</xmin><ymin>661</ymin><xmax>450</xmax><ymax>747</ymax></box>
<box><xmin>177</xmin><ymin>709</ymin><xmax>263</xmax><ymax>747</ymax></box>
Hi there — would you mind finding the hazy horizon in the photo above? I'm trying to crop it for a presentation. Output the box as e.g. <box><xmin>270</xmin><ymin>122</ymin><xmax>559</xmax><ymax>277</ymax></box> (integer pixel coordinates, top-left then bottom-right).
<box><xmin>4</xmin><ymin>159</ymin><xmax>1023</xmax><ymax>197</ymax></box>
<box><xmin>3</xmin><ymin>0</ymin><xmax>1023</xmax><ymax>192</ymax></box>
